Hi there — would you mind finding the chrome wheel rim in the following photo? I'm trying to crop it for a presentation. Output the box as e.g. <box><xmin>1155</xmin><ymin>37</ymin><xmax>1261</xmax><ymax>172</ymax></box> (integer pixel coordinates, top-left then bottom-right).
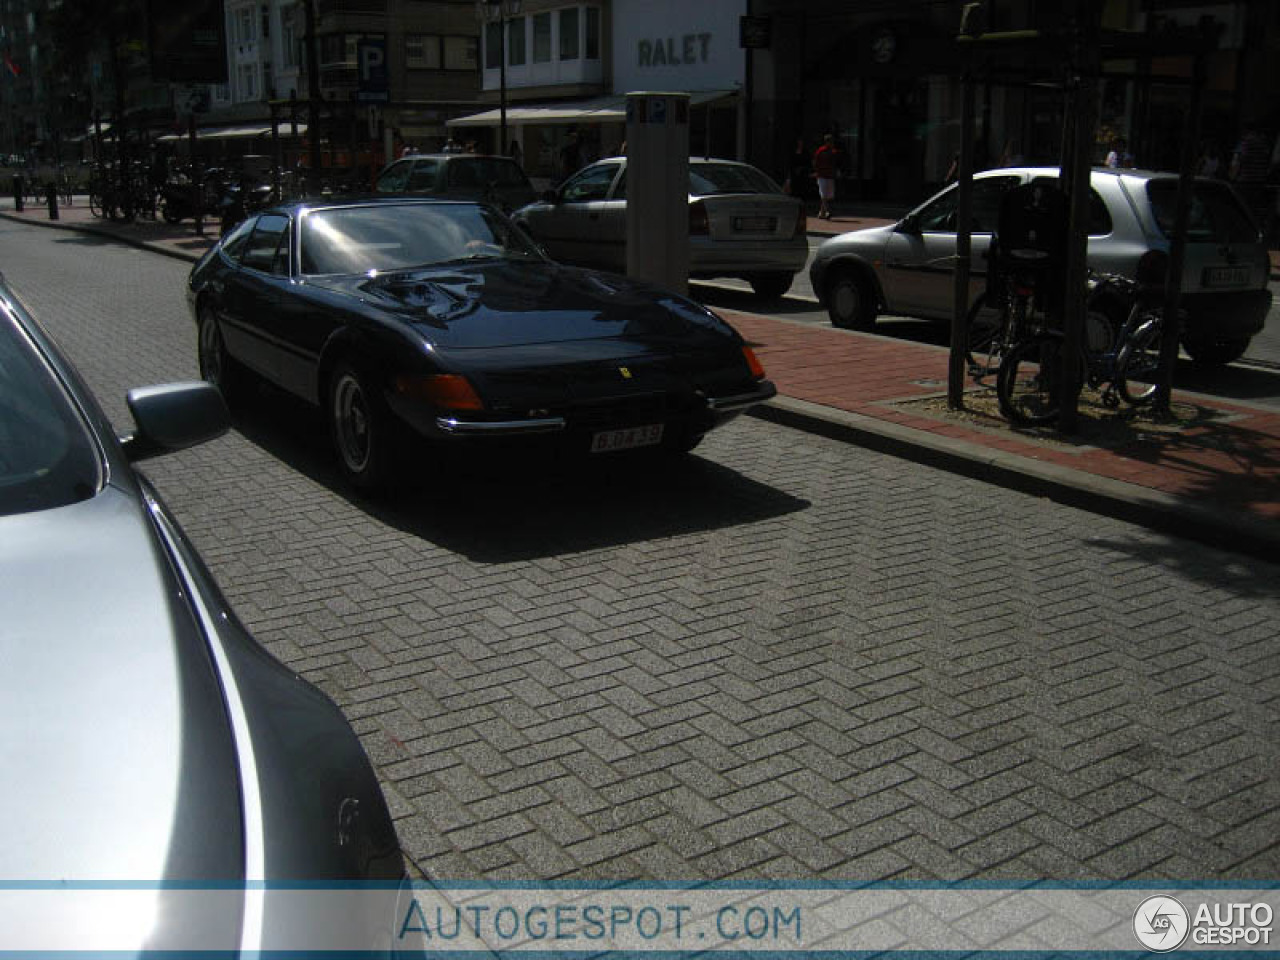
<box><xmin>333</xmin><ymin>374</ymin><xmax>372</xmax><ymax>473</ymax></box>
<box><xmin>199</xmin><ymin>313</ymin><xmax>223</xmax><ymax>386</ymax></box>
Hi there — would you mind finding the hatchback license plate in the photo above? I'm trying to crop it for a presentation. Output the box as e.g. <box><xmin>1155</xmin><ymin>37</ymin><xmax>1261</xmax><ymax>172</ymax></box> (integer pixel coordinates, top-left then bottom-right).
<box><xmin>590</xmin><ymin>423</ymin><xmax>664</xmax><ymax>453</ymax></box>
<box><xmin>1203</xmin><ymin>266</ymin><xmax>1250</xmax><ymax>288</ymax></box>
<box><xmin>733</xmin><ymin>216</ymin><xmax>775</xmax><ymax>232</ymax></box>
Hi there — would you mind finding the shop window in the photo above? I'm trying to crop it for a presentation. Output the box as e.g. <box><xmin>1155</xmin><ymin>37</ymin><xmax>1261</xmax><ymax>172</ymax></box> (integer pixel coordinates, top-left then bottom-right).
<box><xmin>585</xmin><ymin>7</ymin><xmax>599</xmax><ymax>60</ymax></box>
<box><xmin>444</xmin><ymin>36</ymin><xmax>477</xmax><ymax>71</ymax></box>
<box><xmin>406</xmin><ymin>34</ymin><xmax>441</xmax><ymax>69</ymax></box>
<box><xmin>533</xmin><ymin>12</ymin><xmax>551</xmax><ymax>63</ymax></box>
<box><xmin>508</xmin><ymin>17</ymin><xmax>526</xmax><ymax>67</ymax></box>
<box><xmin>559</xmin><ymin>8</ymin><xmax>578</xmax><ymax>60</ymax></box>
<box><xmin>484</xmin><ymin>22</ymin><xmax>501</xmax><ymax>69</ymax></box>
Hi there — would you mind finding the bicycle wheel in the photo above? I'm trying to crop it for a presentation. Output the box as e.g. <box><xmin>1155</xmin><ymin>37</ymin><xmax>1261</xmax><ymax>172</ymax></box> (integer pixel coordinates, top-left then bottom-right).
<box><xmin>997</xmin><ymin>335</ymin><xmax>1066</xmax><ymax>426</ymax></box>
<box><xmin>1115</xmin><ymin>310</ymin><xmax>1164</xmax><ymax>406</ymax></box>
<box><xmin>88</xmin><ymin>188</ymin><xmax>103</xmax><ymax>218</ymax></box>
<box><xmin>965</xmin><ymin>293</ymin><xmax>1009</xmax><ymax>377</ymax></box>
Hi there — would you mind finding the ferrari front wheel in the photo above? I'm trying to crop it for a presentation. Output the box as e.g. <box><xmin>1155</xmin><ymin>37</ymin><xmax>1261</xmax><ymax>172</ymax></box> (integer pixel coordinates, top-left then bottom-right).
<box><xmin>328</xmin><ymin>360</ymin><xmax>398</xmax><ymax>494</ymax></box>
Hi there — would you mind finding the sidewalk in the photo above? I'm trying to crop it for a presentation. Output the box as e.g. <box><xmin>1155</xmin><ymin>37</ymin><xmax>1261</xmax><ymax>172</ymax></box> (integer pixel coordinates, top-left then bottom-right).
<box><xmin>4</xmin><ymin>196</ymin><xmax>1278</xmax><ymax>559</ymax></box>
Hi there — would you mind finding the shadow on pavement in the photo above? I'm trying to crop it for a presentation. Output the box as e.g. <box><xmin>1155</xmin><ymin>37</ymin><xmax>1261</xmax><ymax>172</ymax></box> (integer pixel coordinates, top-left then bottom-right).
<box><xmin>229</xmin><ymin>380</ymin><xmax>809</xmax><ymax>563</ymax></box>
<box><xmin>690</xmin><ymin>283</ymin><xmax>824</xmax><ymax>317</ymax></box>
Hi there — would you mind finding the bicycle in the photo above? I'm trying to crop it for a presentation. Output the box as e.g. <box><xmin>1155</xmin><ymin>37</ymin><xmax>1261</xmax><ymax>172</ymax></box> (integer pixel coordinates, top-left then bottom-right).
<box><xmin>996</xmin><ymin>275</ymin><xmax>1167</xmax><ymax>425</ymax></box>
<box><xmin>964</xmin><ymin>266</ymin><xmax>1046</xmax><ymax>380</ymax></box>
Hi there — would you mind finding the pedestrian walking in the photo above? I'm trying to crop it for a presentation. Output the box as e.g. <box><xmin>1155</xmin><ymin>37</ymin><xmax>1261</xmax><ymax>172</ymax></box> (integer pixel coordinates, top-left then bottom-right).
<box><xmin>783</xmin><ymin>137</ymin><xmax>810</xmax><ymax>199</ymax></box>
<box><xmin>813</xmin><ymin>133</ymin><xmax>838</xmax><ymax>220</ymax></box>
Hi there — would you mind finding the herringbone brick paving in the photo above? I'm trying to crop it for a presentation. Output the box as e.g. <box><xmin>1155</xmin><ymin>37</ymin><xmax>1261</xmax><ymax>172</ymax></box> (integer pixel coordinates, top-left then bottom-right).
<box><xmin>2</xmin><ymin>219</ymin><xmax>1278</xmax><ymax>882</ymax></box>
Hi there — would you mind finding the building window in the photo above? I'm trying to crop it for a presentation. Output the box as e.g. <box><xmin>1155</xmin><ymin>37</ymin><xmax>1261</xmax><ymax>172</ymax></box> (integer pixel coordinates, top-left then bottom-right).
<box><xmin>261</xmin><ymin>3</ymin><xmax>270</xmax><ymax>39</ymax></box>
<box><xmin>444</xmin><ymin>36</ymin><xmax>477</xmax><ymax>71</ymax></box>
<box><xmin>507</xmin><ymin>16</ymin><xmax>525</xmax><ymax>67</ymax></box>
<box><xmin>406</xmin><ymin>34</ymin><xmax>441</xmax><ymax>68</ymax></box>
<box><xmin>533</xmin><ymin>12</ymin><xmax>551</xmax><ymax>63</ymax></box>
<box><xmin>236</xmin><ymin>5</ymin><xmax>253</xmax><ymax>44</ymax></box>
<box><xmin>559</xmin><ymin>8</ymin><xmax>578</xmax><ymax>60</ymax></box>
<box><xmin>584</xmin><ymin>7</ymin><xmax>599</xmax><ymax>60</ymax></box>
<box><xmin>239</xmin><ymin>63</ymin><xmax>258</xmax><ymax>100</ymax></box>
<box><xmin>282</xmin><ymin>17</ymin><xmax>298</xmax><ymax>68</ymax></box>
<box><xmin>484</xmin><ymin>21</ymin><xmax>501</xmax><ymax>69</ymax></box>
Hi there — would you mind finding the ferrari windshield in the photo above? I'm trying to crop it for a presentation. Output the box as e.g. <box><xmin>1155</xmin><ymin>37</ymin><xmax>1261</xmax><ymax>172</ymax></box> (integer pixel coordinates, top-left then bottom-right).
<box><xmin>300</xmin><ymin>202</ymin><xmax>543</xmax><ymax>275</ymax></box>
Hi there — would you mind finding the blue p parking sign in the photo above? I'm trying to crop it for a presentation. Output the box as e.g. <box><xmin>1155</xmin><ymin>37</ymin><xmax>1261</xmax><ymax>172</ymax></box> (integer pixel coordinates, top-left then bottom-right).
<box><xmin>357</xmin><ymin>38</ymin><xmax>389</xmax><ymax>102</ymax></box>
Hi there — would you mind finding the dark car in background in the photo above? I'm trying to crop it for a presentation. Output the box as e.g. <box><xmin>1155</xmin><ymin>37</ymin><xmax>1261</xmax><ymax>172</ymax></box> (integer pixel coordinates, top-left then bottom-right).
<box><xmin>513</xmin><ymin>157</ymin><xmax>809</xmax><ymax>299</ymax></box>
<box><xmin>374</xmin><ymin>153</ymin><xmax>537</xmax><ymax>213</ymax></box>
<box><xmin>0</xmin><ymin>278</ymin><xmax>404</xmax><ymax>948</ymax></box>
<box><xmin>809</xmin><ymin>166</ymin><xmax>1271</xmax><ymax>365</ymax></box>
<box><xmin>187</xmin><ymin>198</ymin><xmax>776</xmax><ymax>493</ymax></box>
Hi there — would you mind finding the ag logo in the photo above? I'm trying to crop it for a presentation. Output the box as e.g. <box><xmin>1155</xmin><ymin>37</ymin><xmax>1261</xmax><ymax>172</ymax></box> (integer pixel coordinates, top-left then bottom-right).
<box><xmin>1133</xmin><ymin>895</ymin><xmax>1190</xmax><ymax>952</ymax></box>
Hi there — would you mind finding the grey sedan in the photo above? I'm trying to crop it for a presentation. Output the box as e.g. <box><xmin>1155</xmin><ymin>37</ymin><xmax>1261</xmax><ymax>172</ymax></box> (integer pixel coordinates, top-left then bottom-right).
<box><xmin>0</xmin><ymin>277</ymin><xmax>404</xmax><ymax>948</ymax></box>
<box><xmin>514</xmin><ymin>157</ymin><xmax>809</xmax><ymax>299</ymax></box>
<box><xmin>809</xmin><ymin>166</ymin><xmax>1271</xmax><ymax>365</ymax></box>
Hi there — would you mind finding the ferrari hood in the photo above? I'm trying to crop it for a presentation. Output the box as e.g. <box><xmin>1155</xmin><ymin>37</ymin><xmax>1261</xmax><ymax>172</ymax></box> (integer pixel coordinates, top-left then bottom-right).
<box><xmin>0</xmin><ymin>485</ymin><xmax>245</xmax><ymax>890</ymax></box>
<box><xmin>309</xmin><ymin>260</ymin><xmax>737</xmax><ymax>350</ymax></box>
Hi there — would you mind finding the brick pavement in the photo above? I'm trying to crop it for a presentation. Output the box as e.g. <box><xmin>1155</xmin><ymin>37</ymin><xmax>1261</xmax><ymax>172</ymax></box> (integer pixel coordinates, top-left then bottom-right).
<box><xmin>2</xmin><ymin>214</ymin><xmax>1278</xmax><ymax>887</ymax></box>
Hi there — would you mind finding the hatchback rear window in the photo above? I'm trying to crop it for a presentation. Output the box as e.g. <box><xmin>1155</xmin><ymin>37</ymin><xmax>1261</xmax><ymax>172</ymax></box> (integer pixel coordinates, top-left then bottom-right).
<box><xmin>690</xmin><ymin>163</ymin><xmax>780</xmax><ymax>197</ymax></box>
<box><xmin>448</xmin><ymin>158</ymin><xmax>530</xmax><ymax>188</ymax></box>
<box><xmin>1146</xmin><ymin>180</ymin><xmax>1258</xmax><ymax>243</ymax></box>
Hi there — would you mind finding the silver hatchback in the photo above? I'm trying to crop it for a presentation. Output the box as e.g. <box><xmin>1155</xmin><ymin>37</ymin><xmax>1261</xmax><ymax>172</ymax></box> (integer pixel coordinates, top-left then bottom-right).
<box><xmin>809</xmin><ymin>167</ymin><xmax>1272</xmax><ymax>365</ymax></box>
<box><xmin>513</xmin><ymin>157</ymin><xmax>809</xmax><ymax>299</ymax></box>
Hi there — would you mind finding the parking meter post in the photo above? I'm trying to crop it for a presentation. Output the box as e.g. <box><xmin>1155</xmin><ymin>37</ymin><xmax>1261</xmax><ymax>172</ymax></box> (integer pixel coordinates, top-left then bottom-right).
<box><xmin>625</xmin><ymin>92</ymin><xmax>690</xmax><ymax>295</ymax></box>
<box><xmin>12</xmin><ymin>174</ymin><xmax>22</xmax><ymax>213</ymax></box>
<box><xmin>46</xmin><ymin>182</ymin><xmax>58</xmax><ymax>220</ymax></box>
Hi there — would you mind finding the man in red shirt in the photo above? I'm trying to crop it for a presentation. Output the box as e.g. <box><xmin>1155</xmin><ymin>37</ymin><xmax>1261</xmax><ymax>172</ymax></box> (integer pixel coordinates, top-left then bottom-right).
<box><xmin>812</xmin><ymin>133</ymin><xmax>838</xmax><ymax>219</ymax></box>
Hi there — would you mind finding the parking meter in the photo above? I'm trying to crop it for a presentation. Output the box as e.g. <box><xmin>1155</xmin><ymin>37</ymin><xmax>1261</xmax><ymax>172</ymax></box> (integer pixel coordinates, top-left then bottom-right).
<box><xmin>625</xmin><ymin>91</ymin><xmax>690</xmax><ymax>294</ymax></box>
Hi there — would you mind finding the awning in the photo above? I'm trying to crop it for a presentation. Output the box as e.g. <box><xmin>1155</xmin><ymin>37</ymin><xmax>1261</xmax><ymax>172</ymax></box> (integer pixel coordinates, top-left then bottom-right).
<box><xmin>156</xmin><ymin>123</ymin><xmax>308</xmax><ymax>142</ymax></box>
<box><xmin>447</xmin><ymin>90</ymin><xmax>736</xmax><ymax>128</ymax></box>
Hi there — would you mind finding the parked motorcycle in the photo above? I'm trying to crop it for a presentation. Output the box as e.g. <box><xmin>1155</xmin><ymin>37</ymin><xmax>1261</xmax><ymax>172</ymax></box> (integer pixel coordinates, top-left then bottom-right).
<box><xmin>218</xmin><ymin>175</ymin><xmax>279</xmax><ymax>236</ymax></box>
<box><xmin>159</xmin><ymin>167</ymin><xmax>227</xmax><ymax>225</ymax></box>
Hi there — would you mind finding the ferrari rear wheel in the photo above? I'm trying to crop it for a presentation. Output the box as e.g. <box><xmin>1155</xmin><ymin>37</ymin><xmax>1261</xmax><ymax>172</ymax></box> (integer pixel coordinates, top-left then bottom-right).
<box><xmin>197</xmin><ymin>304</ymin><xmax>243</xmax><ymax>408</ymax></box>
<box><xmin>329</xmin><ymin>360</ymin><xmax>398</xmax><ymax>494</ymax></box>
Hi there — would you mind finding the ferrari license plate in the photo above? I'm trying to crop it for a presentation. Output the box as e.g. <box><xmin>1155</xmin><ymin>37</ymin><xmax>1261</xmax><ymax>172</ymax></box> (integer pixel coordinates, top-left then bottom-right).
<box><xmin>590</xmin><ymin>423</ymin><xmax>664</xmax><ymax>453</ymax></box>
<box><xmin>733</xmin><ymin>216</ymin><xmax>775</xmax><ymax>233</ymax></box>
<box><xmin>1203</xmin><ymin>266</ymin><xmax>1250</xmax><ymax>288</ymax></box>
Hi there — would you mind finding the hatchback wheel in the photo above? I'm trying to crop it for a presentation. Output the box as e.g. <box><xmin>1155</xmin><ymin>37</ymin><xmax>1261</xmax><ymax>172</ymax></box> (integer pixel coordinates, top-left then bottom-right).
<box><xmin>1182</xmin><ymin>337</ymin><xmax>1249</xmax><ymax>367</ymax></box>
<box><xmin>748</xmin><ymin>273</ymin><xmax>793</xmax><ymax>300</ymax></box>
<box><xmin>826</xmin><ymin>268</ymin><xmax>876</xmax><ymax>329</ymax></box>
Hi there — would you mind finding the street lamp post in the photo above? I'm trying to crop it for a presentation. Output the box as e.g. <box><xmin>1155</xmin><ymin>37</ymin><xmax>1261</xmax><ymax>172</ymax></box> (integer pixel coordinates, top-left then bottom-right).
<box><xmin>477</xmin><ymin>0</ymin><xmax>522</xmax><ymax>155</ymax></box>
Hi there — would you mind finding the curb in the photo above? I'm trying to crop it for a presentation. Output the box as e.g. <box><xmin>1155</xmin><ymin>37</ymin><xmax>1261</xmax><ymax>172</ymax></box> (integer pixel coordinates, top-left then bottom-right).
<box><xmin>0</xmin><ymin>209</ymin><xmax>205</xmax><ymax>265</ymax></box>
<box><xmin>751</xmin><ymin>395</ymin><xmax>1280</xmax><ymax>564</ymax></box>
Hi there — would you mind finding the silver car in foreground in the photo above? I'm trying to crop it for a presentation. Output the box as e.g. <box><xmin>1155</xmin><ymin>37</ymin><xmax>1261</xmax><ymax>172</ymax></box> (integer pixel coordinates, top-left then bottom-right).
<box><xmin>514</xmin><ymin>157</ymin><xmax>809</xmax><ymax>299</ymax></box>
<box><xmin>809</xmin><ymin>167</ymin><xmax>1272</xmax><ymax>365</ymax></box>
<box><xmin>0</xmin><ymin>278</ymin><xmax>404</xmax><ymax>949</ymax></box>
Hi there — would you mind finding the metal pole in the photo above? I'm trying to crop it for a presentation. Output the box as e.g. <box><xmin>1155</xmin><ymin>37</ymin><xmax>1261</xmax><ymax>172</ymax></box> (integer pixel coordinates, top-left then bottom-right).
<box><xmin>1056</xmin><ymin>1</ymin><xmax>1101</xmax><ymax>434</ymax></box>
<box><xmin>499</xmin><ymin>16</ymin><xmax>508</xmax><ymax>154</ymax></box>
<box><xmin>949</xmin><ymin>69</ymin><xmax>976</xmax><ymax>410</ymax></box>
<box><xmin>1153</xmin><ymin>49</ymin><xmax>1206</xmax><ymax>413</ymax></box>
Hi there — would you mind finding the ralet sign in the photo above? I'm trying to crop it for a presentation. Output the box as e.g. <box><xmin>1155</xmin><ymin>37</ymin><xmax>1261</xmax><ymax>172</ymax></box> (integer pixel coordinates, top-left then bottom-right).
<box><xmin>637</xmin><ymin>34</ymin><xmax>711</xmax><ymax>67</ymax></box>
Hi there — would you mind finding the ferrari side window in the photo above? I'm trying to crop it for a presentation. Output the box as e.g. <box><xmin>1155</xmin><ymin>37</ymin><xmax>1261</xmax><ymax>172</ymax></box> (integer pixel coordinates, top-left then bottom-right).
<box><xmin>269</xmin><ymin>223</ymin><xmax>292</xmax><ymax>276</ymax></box>
<box><xmin>221</xmin><ymin>216</ymin><xmax>258</xmax><ymax>262</ymax></box>
<box><xmin>240</xmin><ymin>215</ymin><xmax>289</xmax><ymax>272</ymax></box>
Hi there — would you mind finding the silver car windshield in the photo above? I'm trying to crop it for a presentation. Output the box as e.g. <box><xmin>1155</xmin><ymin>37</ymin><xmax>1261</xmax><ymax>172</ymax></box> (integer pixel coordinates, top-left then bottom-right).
<box><xmin>300</xmin><ymin>203</ymin><xmax>543</xmax><ymax>275</ymax></box>
<box><xmin>0</xmin><ymin>311</ymin><xmax>100</xmax><ymax>516</ymax></box>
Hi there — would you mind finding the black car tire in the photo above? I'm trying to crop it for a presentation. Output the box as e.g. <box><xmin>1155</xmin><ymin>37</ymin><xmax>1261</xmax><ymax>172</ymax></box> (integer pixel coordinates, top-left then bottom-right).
<box><xmin>748</xmin><ymin>273</ymin><xmax>794</xmax><ymax>300</ymax></box>
<box><xmin>197</xmin><ymin>304</ymin><xmax>244</xmax><ymax>408</ymax></box>
<box><xmin>1182</xmin><ymin>336</ymin><xmax>1249</xmax><ymax>367</ymax></box>
<box><xmin>328</xmin><ymin>360</ymin><xmax>399</xmax><ymax>495</ymax></box>
<box><xmin>161</xmin><ymin>201</ymin><xmax>183</xmax><ymax>224</ymax></box>
<box><xmin>825</xmin><ymin>268</ymin><xmax>876</xmax><ymax>329</ymax></box>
